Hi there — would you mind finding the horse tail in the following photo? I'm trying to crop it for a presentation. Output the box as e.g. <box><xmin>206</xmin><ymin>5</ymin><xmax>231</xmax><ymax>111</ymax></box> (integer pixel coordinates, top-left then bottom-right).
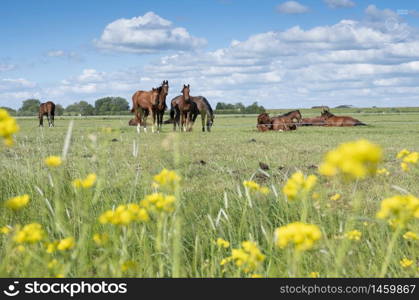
<box><xmin>355</xmin><ymin>122</ymin><xmax>367</xmax><ymax>126</ymax></box>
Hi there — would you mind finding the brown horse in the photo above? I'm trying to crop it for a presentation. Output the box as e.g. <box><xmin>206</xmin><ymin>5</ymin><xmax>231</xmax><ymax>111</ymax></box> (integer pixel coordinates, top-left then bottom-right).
<box><xmin>131</xmin><ymin>87</ymin><xmax>160</xmax><ymax>133</ymax></box>
<box><xmin>153</xmin><ymin>80</ymin><xmax>169</xmax><ymax>132</ymax></box>
<box><xmin>257</xmin><ymin>113</ymin><xmax>272</xmax><ymax>132</ymax></box>
<box><xmin>320</xmin><ymin>109</ymin><xmax>367</xmax><ymax>126</ymax></box>
<box><xmin>170</xmin><ymin>84</ymin><xmax>195</xmax><ymax>132</ymax></box>
<box><xmin>189</xmin><ymin>96</ymin><xmax>215</xmax><ymax>132</ymax></box>
<box><xmin>268</xmin><ymin>110</ymin><xmax>301</xmax><ymax>131</ymax></box>
<box><xmin>39</xmin><ymin>101</ymin><xmax>56</xmax><ymax>127</ymax></box>
<box><xmin>300</xmin><ymin>117</ymin><xmax>326</xmax><ymax>126</ymax></box>
<box><xmin>256</xmin><ymin>112</ymin><xmax>297</xmax><ymax>132</ymax></box>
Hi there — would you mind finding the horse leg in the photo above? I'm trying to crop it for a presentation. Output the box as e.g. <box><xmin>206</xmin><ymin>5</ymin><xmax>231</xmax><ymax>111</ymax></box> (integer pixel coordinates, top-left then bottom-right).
<box><xmin>136</xmin><ymin>109</ymin><xmax>142</xmax><ymax>134</ymax></box>
<box><xmin>39</xmin><ymin>113</ymin><xmax>43</xmax><ymax>127</ymax></box>
<box><xmin>47</xmin><ymin>112</ymin><xmax>52</xmax><ymax>127</ymax></box>
<box><xmin>151</xmin><ymin>109</ymin><xmax>156</xmax><ymax>133</ymax></box>
<box><xmin>51</xmin><ymin>113</ymin><xmax>55</xmax><ymax>127</ymax></box>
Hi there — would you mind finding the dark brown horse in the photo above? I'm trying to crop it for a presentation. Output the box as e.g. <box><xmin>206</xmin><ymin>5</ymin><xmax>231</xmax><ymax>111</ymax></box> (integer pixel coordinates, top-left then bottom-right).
<box><xmin>131</xmin><ymin>87</ymin><xmax>160</xmax><ymax>133</ymax></box>
<box><xmin>152</xmin><ymin>80</ymin><xmax>169</xmax><ymax>132</ymax></box>
<box><xmin>189</xmin><ymin>96</ymin><xmax>214</xmax><ymax>132</ymax></box>
<box><xmin>170</xmin><ymin>84</ymin><xmax>195</xmax><ymax>132</ymax></box>
<box><xmin>39</xmin><ymin>101</ymin><xmax>56</xmax><ymax>127</ymax></box>
<box><xmin>320</xmin><ymin>109</ymin><xmax>367</xmax><ymax>126</ymax></box>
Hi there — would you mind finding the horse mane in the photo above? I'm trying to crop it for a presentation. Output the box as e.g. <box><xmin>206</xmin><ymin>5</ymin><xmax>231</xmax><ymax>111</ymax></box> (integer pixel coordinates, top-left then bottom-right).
<box><xmin>200</xmin><ymin>97</ymin><xmax>214</xmax><ymax>117</ymax></box>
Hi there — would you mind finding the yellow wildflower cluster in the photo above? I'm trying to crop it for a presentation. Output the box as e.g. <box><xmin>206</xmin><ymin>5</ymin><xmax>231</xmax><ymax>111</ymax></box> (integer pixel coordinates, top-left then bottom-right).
<box><xmin>1</xmin><ymin>226</ymin><xmax>11</xmax><ymax>235</ymax></box>
<box><xmin>72</xmin><ymin>173</ymin><xmax>97</xmax><ymax>189</ymax></box>
<box><xmin>4</xmin><ymin>194</ymin><xmax>30</xmax><ymax>210</ymax></box>
<box><xmin>319</xmin><ymin>139</ymin><xmax>382</xmax><ymax>180</ymax></box>
<box><xmin>153</xmin><ymin>168</ymin><xmax>181</xmax><ymax>191</ymax></box>
<box><xmin>243</xmin><ymin>180</ymin><xmax>269</xmax><ymax>195</ymax></box>
<box><xmin>345</xmin><ymin>230</ymin><xmax>362</xmax><ymax>241</ymax></box>
<box><xmin>99</xmin><ymin>204</ymin><xmax>149</xmax><ymax>226</ymax></box>
<box><xmin>275</xmin><ymin>222</ymin><xmax>322</xmax><ymax>251</ymax></box>
<box><xmin>93</xmin><ymin>233</ymin><xmax>109</xmax><ymax>245</ymax></box>
<box><xmin>44</xmin><ymin>156</ymin><xmax>62</xmax><ymax>167</ymax></box>
<box><xmin>400</xmin><ymin>258</ymin><xmax>414</xmax><ymax>268</ymax></box>
<box><xmin>220</xmin><ymin>241</ymin><xmax>265</xmax><ymax>273</ymax></box>
<box><xmin>14</xmin><ymin>223</ymin><xmax>45</xmax><ymax>243</ymax></box>
<box><xmin>397</xmin><ymin>149</ymin><xmax>419</xmax><ymax>172</ymax></box>
<box><xmin>282</xmin><ymin>172</ymin><xmax>317</xmax><ymax>201</ymax></box>
<box><xmin>309</xmin><ymin>272</ymin><xmax>320</xmax><ymax>278</ymax></box>
<box><xmin>0</xmin><ymin>108</ymin><xmax>19</xmax><ymax>146</ymax></box>
<box><xmin>403</xmin><ymin>231</ymin><xmax>419</xmax><ymax>241</ymax></box>
<box><xmin>121</xmin><ymin>260</ymin><xmax>138</xmax><ymax>272</ymax></box>
<box><xmin>57</xmin><ymin>237</ymin><xmax>75</xmax><ymax>251</ymax></box>
<box><xmin>376</xmin><ymin>195</ymin><xmax>419</xmax><ymax>227</ymax></box>
<box><xmin>139</xmin><ymin>193</ymin><xmax>176</xmax><ymax>214</ymax></box>
<box><xmin>216</xmin><ymin>238</ymin><xmax>230</xmax><ymax>248</ymax></box>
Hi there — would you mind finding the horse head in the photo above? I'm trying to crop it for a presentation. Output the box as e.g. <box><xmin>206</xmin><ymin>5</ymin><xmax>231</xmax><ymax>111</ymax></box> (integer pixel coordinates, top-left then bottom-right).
<box><xmin>181</xmin><ymin>84</ymin><xmax>191</xmax><ymax>102</ymax></box>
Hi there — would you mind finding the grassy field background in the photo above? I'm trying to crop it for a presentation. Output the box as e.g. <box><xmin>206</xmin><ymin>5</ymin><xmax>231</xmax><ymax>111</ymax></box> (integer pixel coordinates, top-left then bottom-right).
<box><xmin>1</xmin><ymin>108</ymin><xmax>418</xmax><ymax>277</ymax></box>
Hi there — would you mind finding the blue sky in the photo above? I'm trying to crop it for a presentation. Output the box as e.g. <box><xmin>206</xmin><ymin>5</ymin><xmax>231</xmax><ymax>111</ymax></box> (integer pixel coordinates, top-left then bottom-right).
<box><xmin>1</xmin><ymin>0</ymin><xmax>419</xmax><ymax>109</ymax></box>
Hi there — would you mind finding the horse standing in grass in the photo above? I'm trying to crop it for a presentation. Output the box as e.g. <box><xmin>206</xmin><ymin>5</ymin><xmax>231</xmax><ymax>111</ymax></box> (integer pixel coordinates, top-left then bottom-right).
<box><xmin>153</xmin><ymin>80</ymin><xmax>169</xmax><ymax>133</ymax></box>
<box><xmin>170</xmin><ymin>84</ymin><xmax>195</xmax><ymax>132</ymax></box>
<box><xmin>39</xmin><ymin>101</ymin><xmax>56</xmax><ymax>127</ymax></box>
<box><xmin>189</xmin><ymin>96</ymin><xmax>214</xmax><ymax>132</ymax></box>
<box><xmin>131</xmin><ymin>87</ymin><xmax>160</xmax><ymax>133</ymax></box>
<box><xmin>320</xmin><ymin>109</ymin><xmax>367</xmax><ymax>127</ymax></box>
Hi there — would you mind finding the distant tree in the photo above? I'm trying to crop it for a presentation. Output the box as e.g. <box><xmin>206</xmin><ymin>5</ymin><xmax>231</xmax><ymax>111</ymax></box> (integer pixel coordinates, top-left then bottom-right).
<box><xmin>18</xmin><ymin>99</ymin><xmax>41</xmax><ymax>115</ymax></box>
<box><xmin>0</xmin><ymin>106</ymin><xmax>17</xmax><ymax>115</ymax></box>
<box><xmin>244</xmin><ymin>102</ymin><xmax>265</xmax><ymax>114</ymax></box>
<box><xmin>55</xmin><ymin>104</ymin><xmax>64</xmax><ymax>116</ymax></box>
<box><xmin>94</xmin><ymin>97</ymin><xmax>129</xmax><ymax>115</ymax></box>
<box><xmin>65</xmin><ymin>101</ymin><xmax>95</xmax><ymax>116</ymax></box>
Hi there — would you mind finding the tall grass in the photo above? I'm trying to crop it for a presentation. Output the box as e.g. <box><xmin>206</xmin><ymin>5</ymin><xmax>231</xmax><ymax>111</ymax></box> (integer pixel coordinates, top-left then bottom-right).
<box><xmin>0</xmin><ymin>113</ymin><xmax>418</xmax><ymax>277</ymax></box>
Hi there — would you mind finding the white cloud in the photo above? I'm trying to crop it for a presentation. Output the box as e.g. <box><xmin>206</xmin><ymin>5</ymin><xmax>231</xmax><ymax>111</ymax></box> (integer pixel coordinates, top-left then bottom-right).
<box><xmin>276</xmin><ymin>1</ymin><xmax>309</xmax><ymax>14</ymax></box>
<box><xmin>0</xmin><ymin>63</ymin><xmax>16</xmax><ymax>72</ymax></box>
<box><xmin>46</xmin><ymin>50</ymin><xmax>82</xmax><ymax>62</ymax></box>
<box><xmin>324</xmin><ymin>0</ymin><xmax>355</xmax><ymax>9</ymax></box>
<box><xmin>95</xmin><ymin>11</ymin><xmax>207</xmax><ymax>53</ymax></box>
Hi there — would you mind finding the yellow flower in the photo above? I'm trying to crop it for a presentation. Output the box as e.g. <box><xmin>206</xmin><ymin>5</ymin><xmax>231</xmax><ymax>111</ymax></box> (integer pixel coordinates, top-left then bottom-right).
<box><xmin>140</xmin><ymin>193</ymin><xmax>176</xmax><ymax>214</ymax></box>
<box><xmin>121</xmin><ymin>260</ymin><xmax>138</xmax><ymax>272</ymax></box>
<box><xmin>99</xmin><ymin>204</ymin><xmax>149</xmax><ymax>226</ymax></box>
<box><xmin>319</xmin><ymin>139</ymin><xmax>382</xmax><ymax>180</ymax></box>
<box><xmin>93</xmin><ymin>233</ymin><xmax>109</xmax><ymax>245</ymax></box>
<box><xmin>282</xmin><ymin>172</ymin><xmax>317</xmax><ymax>201</ymax></box>
<box><xmin>4</xmin><ymin>194</ymin><xmax>30</xmax><ymax>210</ymax></box>
<box><xmin>275</xmin><ymin>222</ymin><xmax>322</xmax><ymax>251</ymax></box>
<box><xmin>0</xmin><ymin>226</ymin><xmax>11</xmax><ymax>235</ymax></box>
<box><xmin>250</xmin><ymin>274</ymin><xmax>263</xmax><ymax>278</ymax></box>
<box><xmin>46</xmin><ymin>241</ymin><xmax>58</xmax><ymax>253</ymax></box>
<box><xmin>403</xmin><ymin>231</ymin><xmax>419</xmax><ymax>241</ymax></box>
<box><xmin>345</xmin><ymin>230</ymin><xmax>362</xmax><ymax>241</ymax></box>
<box><xmin>400</xmin><ymin>258</ymin><xmax>414</xmax><ymax>268</ymax></box>
<box><xmin>221</xmin><ymin>241</ymin><xmax>265</xmax><ymax>273</ymax></box>
<box><xmin>13</xmin><ymin>223</ymin><xmax>45</xmax><ymax>243</ymax></box>
<box><xmin>401</xmin><ymin>162</ymin><xmax>409</xmax><ymax>172</ymax></box>
<box><xmin>44</xmin><ymin>156</ymin><xmax>62</xmax><ymax>167</ymax></box>
<box><xmin>330</xmin><ymin>193</ymin><xmax>341</xmax><ymax>201</ymax></box>
<box><xmin>397</xmin><ymin>149</ymin><xmax>410</xmax><ymax>159</ymax></box>
<box><xmin>376</xmin><ymin>168</ymin><xmax>390</xmax><ymax>176</ymax></box>
<box><xmin>312</xmin><ymin>192</ymin><xmax>320</xmax><ymax>200</ymax></box>
<box><xmin>48</xmin><ymin>259</ymin><xmax>59</xmax><ymax>269</ymax></box>
<box><xmin>309</xmin><ymin>272</ymin><xmax>320</xmax><ymax>278</ymax></box>
<box><xmin>0</xmin><ymin>108</ymin><xmax>19</xmax><ymax>146</ymax></box>
<box><xmin>216</xmin><ymin>238</ymin><xmax>230</xmax><ymax>248</ymax></box>
<box><xmin>57</xmin><ymin>237</ymin><xmax>75</xmax><ymax>251</ymax></box>
<box><xmin>153</xmin><ymin>169</ymin><xmax>181</xmax><ymax>191</ymax></box>
<box><xmin>376</xmin><ymin>195</ymin><xmax>419</xmax><ymax>227</ymax></box>
<box><xmin>400</xmin><ymin>152</ymin><xmax>419</xmax><ymax>172</ymax></box>
<box><xmin>243</xmin><ymin>181</ymin><xmax>270</xmax><ymax>195</ymax></box>
<box><xmin>72</xmin><ymin>173</ymin><xmax>97</xmax><ymax>189</ymax></box>
<box><xmin>16</xmin><ymin>245</ymin><xmax>25</xmax><ymax>253</ymax></box>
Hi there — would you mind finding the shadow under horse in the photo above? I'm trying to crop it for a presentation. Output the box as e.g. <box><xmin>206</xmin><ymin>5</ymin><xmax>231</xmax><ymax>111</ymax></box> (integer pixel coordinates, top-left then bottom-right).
<box><xmin>39</xmin><ymin>101</ymin><xmax>56</xmax><ymax>127</ymax></box>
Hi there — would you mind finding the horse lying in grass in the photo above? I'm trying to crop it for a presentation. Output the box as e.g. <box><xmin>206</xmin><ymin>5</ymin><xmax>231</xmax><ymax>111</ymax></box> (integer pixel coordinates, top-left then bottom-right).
<box><xmin>257</xmin><ymin>111</ymin><xmax>299</xmax><ymax>132</ymax></box>
<box><xmin>320</xmin><ymin>109</ymin><xmax>367</xmax><ymax>126</ymax></box>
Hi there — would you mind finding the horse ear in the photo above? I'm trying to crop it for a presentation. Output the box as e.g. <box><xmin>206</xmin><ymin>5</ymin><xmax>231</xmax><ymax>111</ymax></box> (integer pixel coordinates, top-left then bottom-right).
<box><xmin>187</xmin><ymin>84</ymin><xmax>190</xmax><ymax>88</ymax></box>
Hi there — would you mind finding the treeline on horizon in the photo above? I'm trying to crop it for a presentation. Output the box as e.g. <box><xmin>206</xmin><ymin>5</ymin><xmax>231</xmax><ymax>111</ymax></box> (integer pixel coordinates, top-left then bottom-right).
<box><xmin>1</xmin><ymin>98</ymin><xmax>267</xmax><ymax>116</ymax></box>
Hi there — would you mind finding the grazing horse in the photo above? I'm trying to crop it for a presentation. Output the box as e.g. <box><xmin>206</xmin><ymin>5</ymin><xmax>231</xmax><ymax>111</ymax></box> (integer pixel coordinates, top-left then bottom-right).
<box><xmin>39</xmin><ymin>101</ymin><xmax>56</xmax><ymax>127</ymax></box>
<box><xmin>300</xmin><ymin>117</ymin><xmax>326</xmax><ymax>126</ymax></box>
<box><xmin>320</xmin><ymin>109</ymin><xmax>367</xmax><ymax>127</ymax></box>
<box><xmin>153</xmin><ymin>80</ymin><xmax>169</xmax><ymax>132</ymax></box>
<box><xmin>131</xmin><ymin>87</ymin><xmax>160</xmax><ymax>133</ymax></box>
<box><xmin>170</xmin><ymin>84</ymin><xmax>195</xmax><ymax>132</ymax></box>
<box><xmin>189</xmin><ymin>96</ymin><xmax>215</xmax><ymax>132</ymax></box>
